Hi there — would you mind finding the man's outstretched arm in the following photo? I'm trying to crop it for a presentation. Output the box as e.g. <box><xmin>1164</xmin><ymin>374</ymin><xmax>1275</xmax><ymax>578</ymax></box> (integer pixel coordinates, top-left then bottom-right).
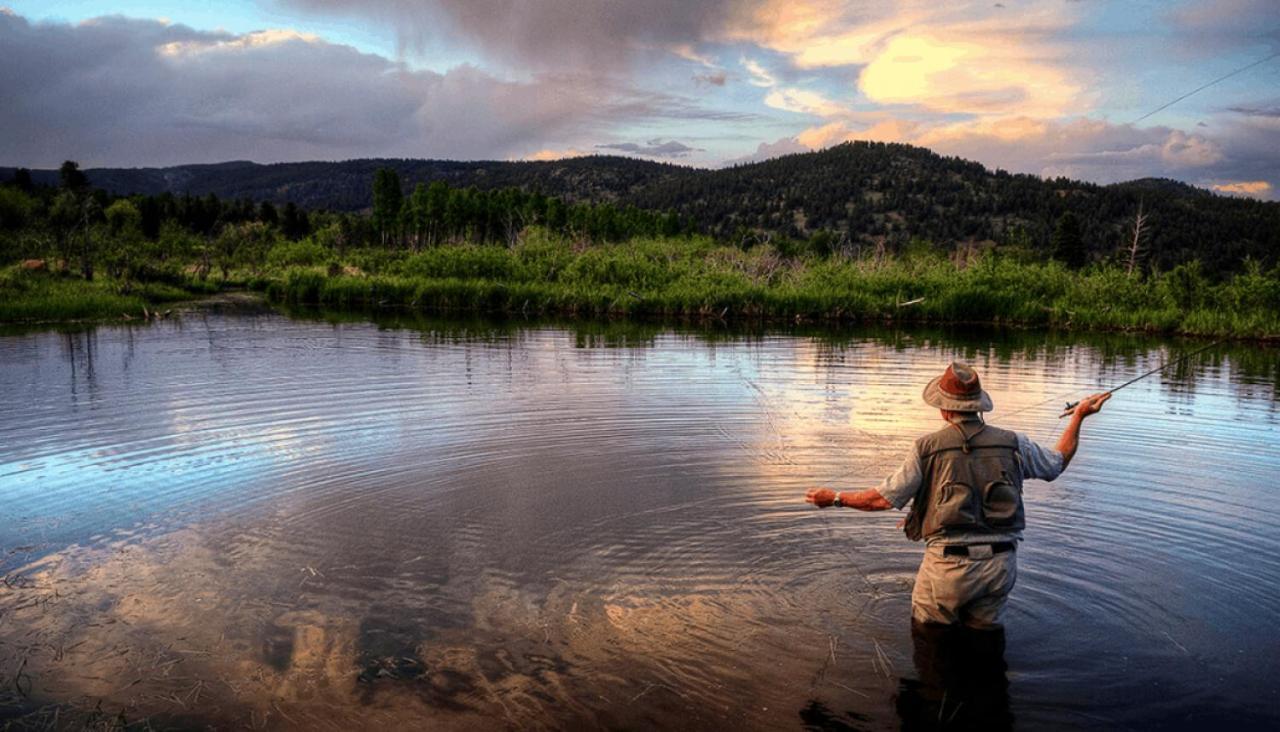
<box><xmin>805</xmin><ymin>450</ymin><xmax>921</xmax><ymax>512</ymax></box>
<box><xmin>1055</xmin><ymin>392</ymin><xmax>1110</xmax><ymax>471</ymax></box>
<box><xmin>805</xmin><ymin>487</ymin><xmax>893</xmax><ymax>511</ymax></box>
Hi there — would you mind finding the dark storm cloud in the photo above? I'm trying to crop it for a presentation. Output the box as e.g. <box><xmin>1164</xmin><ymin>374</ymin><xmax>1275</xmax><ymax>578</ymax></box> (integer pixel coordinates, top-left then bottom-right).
<box><xmin>278</xmin><ymin>0</ymin><xmax>743</xmax><ymax>69</ymax></box>
<box><xmin>595</xmin><ymin>139</ymin><xmax>703</xmax><ymax>158</ymax></box>
<box><xmin>0</xmin><ymin>12</ymin><xmax>736</xmax><ymax>167</ymax></box>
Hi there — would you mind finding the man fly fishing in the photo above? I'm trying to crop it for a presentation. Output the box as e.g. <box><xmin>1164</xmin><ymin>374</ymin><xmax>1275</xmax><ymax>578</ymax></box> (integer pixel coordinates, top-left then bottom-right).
<box><xmin>805</xmin><ymin>362</ymin><xmax>1109</xmax><ymax>629</ymax></box>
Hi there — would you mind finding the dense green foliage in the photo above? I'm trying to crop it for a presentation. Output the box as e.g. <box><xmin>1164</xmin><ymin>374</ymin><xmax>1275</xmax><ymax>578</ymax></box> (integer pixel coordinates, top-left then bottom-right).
<box><xmin>250</xmin><ymin>233</ymin><xmax>1280</xmax><ymax>338</ymax></box>
<box><xmin>0</xmin><ymin>162</ymin><xmax>686</xmax><ymax>291</ymax></box>
<box><xmin>630</xmin><ymin>143</ymin><xmax>1278</xmax><ymax>275</ymax></box>
<box><xmin>6</xmin><ymin>141</ymin><xmax>1277</xmax><ymax>276</ymax></box>
<box><xmin>0</xmin><ymin>265</ymin><xmax>209</xmax><ymax>322</ymax></box>
<box><xmin>2</xmin><ymin>162</ymin><xmax>1277</xmax><ymax>338</ymax></box>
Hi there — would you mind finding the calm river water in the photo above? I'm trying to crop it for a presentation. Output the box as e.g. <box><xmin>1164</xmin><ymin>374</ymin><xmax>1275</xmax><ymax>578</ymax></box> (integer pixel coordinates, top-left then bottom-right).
<box><xmin>2</xmin><ymin>303</ymin><xmax>1278</xmax><ymax>730</ymax></box>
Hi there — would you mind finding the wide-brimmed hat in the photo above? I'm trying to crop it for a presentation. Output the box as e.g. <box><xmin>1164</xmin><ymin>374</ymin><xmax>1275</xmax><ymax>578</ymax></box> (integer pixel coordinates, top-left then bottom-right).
<box><xmin>922</xmin><ymin>362</ymin><xmax>994</xmax><ymax>412</ymax></box>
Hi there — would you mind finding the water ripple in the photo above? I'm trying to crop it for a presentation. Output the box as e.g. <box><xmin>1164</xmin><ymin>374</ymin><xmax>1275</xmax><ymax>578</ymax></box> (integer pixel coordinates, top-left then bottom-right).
<box><xmin>1</xmin><ymin>313</ymin><xmax>1278</xmax><ymax>728</ymax></box>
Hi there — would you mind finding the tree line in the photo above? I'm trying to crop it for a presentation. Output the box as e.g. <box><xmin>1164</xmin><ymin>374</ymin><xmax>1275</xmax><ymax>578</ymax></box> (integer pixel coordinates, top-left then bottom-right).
<box><xmin>630</xmin><ymin>141</ymin><xmax>1279</xmax><ymax>276</ymax></box>
<box><xmin>4</xmin><ymin>151</ymin><xmax>1275</xmax><ymax>284</ymax></box>
<box><xmin>0</xmin><ymin>162</ymin><xmax>691</xmax><ymax>283</ymax></box>
<box><xmin>368</xmin><ymin>168</ymin><xmax>689</xmax><ymax>249</ymax></box>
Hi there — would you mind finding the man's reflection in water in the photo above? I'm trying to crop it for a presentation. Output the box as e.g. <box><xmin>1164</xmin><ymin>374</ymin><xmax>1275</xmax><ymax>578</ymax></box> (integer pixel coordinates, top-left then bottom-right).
<box><xmin>895</xmin><ymin>621</ymin><xmax>1012</xmax><ymax>731</ymax></box>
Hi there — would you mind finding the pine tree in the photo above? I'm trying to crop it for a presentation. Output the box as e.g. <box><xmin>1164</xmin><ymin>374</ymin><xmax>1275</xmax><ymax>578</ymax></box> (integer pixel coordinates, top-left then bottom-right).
<box><xmin>371</xmin><ymin>168</ymin><xmax>403</xmax><ymax>247</ymax></box>
<box><xmin>1052</xmin><ymin>211</ymin><xmax>1086</xmax><ymax>269</ymax></box>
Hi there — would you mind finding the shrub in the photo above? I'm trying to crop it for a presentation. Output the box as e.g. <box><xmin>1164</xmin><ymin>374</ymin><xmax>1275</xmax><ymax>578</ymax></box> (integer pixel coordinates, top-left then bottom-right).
<box><xmin>267</xmin><ymin>239</ymin><xmax>332</xmax><ymax>269</ymax></box>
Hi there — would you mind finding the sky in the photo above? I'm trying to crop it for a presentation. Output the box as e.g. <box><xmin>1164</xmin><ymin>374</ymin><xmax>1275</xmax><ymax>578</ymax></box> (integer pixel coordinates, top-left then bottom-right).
<box><xmin>1</xmin><ymin>1</ymin><xmax>1277</xmax><ymax>198</ymax></box>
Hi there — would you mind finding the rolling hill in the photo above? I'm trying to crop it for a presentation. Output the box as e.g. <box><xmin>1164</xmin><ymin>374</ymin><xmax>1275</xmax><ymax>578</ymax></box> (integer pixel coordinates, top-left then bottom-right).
<box><xmin>5</xmin><ymin>141</ymin><xmax>1277</xmax><ymax>272</ymax></box>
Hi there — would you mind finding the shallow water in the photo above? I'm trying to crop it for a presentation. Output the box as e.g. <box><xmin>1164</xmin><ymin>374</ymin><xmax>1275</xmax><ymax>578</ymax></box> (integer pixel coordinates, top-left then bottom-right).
<box><xmin>1</xmin><ymin>306</ymin><xmax>1278</xmax><ymax>729</ymax></box>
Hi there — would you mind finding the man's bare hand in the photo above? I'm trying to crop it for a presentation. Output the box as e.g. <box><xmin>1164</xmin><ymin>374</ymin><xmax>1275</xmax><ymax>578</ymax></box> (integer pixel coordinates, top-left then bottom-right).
<box><xmin>1072</xmin><ymin>392</ymin><xmax>1112</xmax><ymax>417</ymax></box>
<box><xmin>805</xmin><ymin>487</ymin><xmax>837</xmax><ymax>508</ymax></box>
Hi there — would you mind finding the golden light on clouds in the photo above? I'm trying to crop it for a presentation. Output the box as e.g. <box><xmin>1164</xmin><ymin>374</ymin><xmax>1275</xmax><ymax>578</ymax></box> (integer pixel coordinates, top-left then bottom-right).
<box><xmin>859</xmin><ymin>33</ymin><xmax>1080</xmax><ymax>117</ymax></box>
<box><xmin>764</xmin><ymin>87</ymin><xmax>846</xmax><ymax>117</ymax></box>
<box><xmin>722</xmin><ymin>0</ymin><xmax>847</xmax><ymax>53</ymax></box>
<box><xmin>796</xmin><ymin>118</ymin><xmax>922</xmax><ymax>148</ymax></box>
<box><xmin>720</xmin><ymin>0</ymin><xmax>1084</xmax><ymax>121</ymax></box>
<box><xmin>925</xmin><ymin>115</ymin><xmax>1052</xmax><ymax>144</ymax></box>
<box><xmin>157</xmin><ymin>28</ymin><xmax>321</xmax><ymax>58</ymax></box>
<box><xmin>522</xmin><ymin>147</ymin><xmax>589</xmax><ymax>161</ymax></box>
<box><xmin>794</xmin><ymin>114</ymin><xmax>1053</xmax><ymax>153</ymax></box>
<box><xmin>3</xmin><ymin>0</ymin><xmax>1276</xmax><ymax>194</ymax></box>
<box><xmin>1213</xmin><ymin>180</ymin><xmax>1272</xmax><ymax>197</ymax></box>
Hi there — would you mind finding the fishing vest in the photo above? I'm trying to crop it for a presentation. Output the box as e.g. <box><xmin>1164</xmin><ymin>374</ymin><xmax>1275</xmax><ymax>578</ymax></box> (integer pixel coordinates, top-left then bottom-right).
<box><xmin>903</xmin><ymin>421</ymin><xmax>1025</xmax><ymax>542</ymax></box>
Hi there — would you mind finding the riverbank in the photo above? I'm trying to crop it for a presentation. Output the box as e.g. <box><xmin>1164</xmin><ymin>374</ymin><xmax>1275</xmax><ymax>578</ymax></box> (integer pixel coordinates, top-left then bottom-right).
<box><xmin>4</xmin><ymin>234</ymin><xmax>1279</xmax><ymax>339</ymax></box>
<box><xmin>0</xmin><ymin>265</ymin><xmax>221</xmax><ymax>323</ymax></box>
<box><xmin>257</xmin><ymin>235</ymin><xmax>1280</xmax><ymax>340</ymax></box>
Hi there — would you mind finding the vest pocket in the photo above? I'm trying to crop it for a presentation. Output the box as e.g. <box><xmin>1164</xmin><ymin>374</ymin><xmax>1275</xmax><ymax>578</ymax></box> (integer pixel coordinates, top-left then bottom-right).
<box><xmin>933</xmin><ymin>481</ymin><xmax>978</xmax><ymax>529</ymax></box>
<box><xmin>981</xmin><ymin>474</ymin><xmax>1021</xmax><ymax>527</ymax></box>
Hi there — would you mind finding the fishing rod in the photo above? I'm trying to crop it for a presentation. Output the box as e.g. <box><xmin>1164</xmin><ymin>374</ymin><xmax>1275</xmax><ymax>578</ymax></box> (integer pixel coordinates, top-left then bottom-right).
<box><xmin>1059</xmin><ymin>339</ymin><xmax>1223</xmax><ymax>418</ymax></box>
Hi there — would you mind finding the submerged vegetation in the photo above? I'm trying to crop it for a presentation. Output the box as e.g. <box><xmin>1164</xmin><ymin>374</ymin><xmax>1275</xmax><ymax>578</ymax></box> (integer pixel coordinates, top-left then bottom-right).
<box><xmin>2</xmin><ymin>162</ymin><xmax>1278</xmax><ymax>338</ymax></box>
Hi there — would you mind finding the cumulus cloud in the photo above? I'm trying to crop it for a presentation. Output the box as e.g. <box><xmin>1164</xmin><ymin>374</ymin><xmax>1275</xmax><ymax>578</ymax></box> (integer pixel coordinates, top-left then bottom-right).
<box><xmin>721</xmin><ymin>136</ymin><xmax>809</xmax><ymax>166</ymax></box>
<box><xmin>720</xmin><ymin>0</ymin><xmax>1087</xmax><ymax>125</ymax></box>
<box><xmin>596</xmin><ymin>139</ymin><xmax>703</xmax><ymax>158</ymax></box>
<box><xmin>0</xmin><ymin>12</ymin><xmax>736</xmax><ymax>167</ymax></box>
<box><xmin>264</xmin><ymin>0</ymin><xmax>1275</xmax><ymax>196</ymax></box>
<box><xmin>858</xmin><ymin>32</ymin><xmax>1080</xmax><ymax>117</ymax></box>
<box><xmin>5</xmin><ymin>2</ymin><xmax>1275</xmax><ymax>196</ymax></box>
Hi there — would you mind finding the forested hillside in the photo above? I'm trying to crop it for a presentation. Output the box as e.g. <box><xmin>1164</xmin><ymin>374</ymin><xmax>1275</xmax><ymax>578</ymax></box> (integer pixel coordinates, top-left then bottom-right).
<box><xmin>5</xmin><ymin>141</ymin><xmax>1277</xmax><ymax>274</ymax></box>
<box><xmin>2</xmin><ymin>157</ymin><xmax>689</xmax><ymax>212</ymax></box>
<box><xmin>633</xmin><ymin>143</ymin><xmax>1280</xmax><ymax>273</ymax></box>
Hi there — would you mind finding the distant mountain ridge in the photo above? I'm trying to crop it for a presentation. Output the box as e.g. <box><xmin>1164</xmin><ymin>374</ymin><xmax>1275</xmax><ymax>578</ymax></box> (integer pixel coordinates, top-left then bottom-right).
<box><xmin>5</xmin><ymin>156</ymin><xmax>691</xmax><ymax>211</ymax></box>
<box><xmin>4</xmin><ymin>142</ymin><xmax>1276</xmax><ymax>272</ymax></box>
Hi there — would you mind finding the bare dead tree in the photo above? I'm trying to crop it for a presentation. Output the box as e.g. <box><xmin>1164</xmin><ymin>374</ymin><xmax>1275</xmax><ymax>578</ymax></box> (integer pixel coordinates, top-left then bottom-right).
<box><xmin>834</xmin><ymin>229</ymin><xmax>854</xmax><ymax>260</ymax></box>
<box><xmin>1126</xmin><ymin>200</ymin><xmax>1149</xmax><ymax>276</ymax></box>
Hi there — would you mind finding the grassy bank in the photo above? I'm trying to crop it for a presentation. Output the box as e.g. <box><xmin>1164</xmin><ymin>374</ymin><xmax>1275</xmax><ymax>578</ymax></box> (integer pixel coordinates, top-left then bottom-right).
<box><xmin>5</xmin><ymin>232</ymin><xmax>1280</xmax><ymax>339</ymax></box>
<box><xmin>0</xmin><ymin>265</ymin><xmax>217</xmax><ymax>323</ymax></box>
<box><xmin>255</xmin><ymin>232</ymin><xmax>1280</xmax><ymax>339</ymax></box>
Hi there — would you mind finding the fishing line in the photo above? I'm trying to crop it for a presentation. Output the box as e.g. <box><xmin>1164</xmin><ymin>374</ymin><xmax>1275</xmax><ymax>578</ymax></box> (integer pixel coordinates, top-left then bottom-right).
<box><xmin>1058</xmin><ymin>339</ymin><xmax>1223</xmax><ymax>417</ymax></box>
<box><xmin>721</xmin><ymin>368</ymin><xmax>877</xmax><ymax>583</ymax></box>
<box><xmin>1133</xmin><ymin>50</ymin><xmax>1279</xmax><ymax>124</ymax></box>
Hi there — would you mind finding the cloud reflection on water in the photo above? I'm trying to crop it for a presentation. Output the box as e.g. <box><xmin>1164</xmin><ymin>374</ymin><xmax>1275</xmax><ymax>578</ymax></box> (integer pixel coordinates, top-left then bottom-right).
<box><xmin>1</xmin><ymin>313</ymin><xmax>1279</xmax><ymax>728</ymax></box>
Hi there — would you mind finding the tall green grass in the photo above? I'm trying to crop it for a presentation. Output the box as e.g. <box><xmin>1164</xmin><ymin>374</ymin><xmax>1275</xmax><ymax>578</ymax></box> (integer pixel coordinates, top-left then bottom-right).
<box><xmin>0</xmin><ymin>266</ymin><xmax>213</xmax><ymax>323</ymax></box>
<box><xmin>6</xmin><ymin>231</ymin><xmax>1280</xmax><ymax>339</ymax></box>
<box><xmin>256</xmin><ymin>233</ymin><xmax>1280</xmax><ymax>339</ymax></box>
